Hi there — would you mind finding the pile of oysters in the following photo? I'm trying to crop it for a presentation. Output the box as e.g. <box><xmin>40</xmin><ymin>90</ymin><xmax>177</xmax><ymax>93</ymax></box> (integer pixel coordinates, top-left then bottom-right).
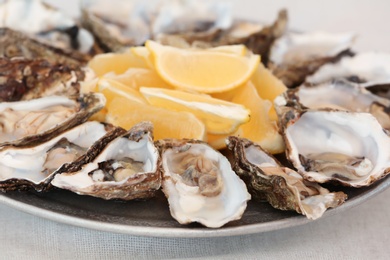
<box><xmin>1</xmin><ymin>0</ymin><xmax>390</xmax><ymax>228</ymax></box>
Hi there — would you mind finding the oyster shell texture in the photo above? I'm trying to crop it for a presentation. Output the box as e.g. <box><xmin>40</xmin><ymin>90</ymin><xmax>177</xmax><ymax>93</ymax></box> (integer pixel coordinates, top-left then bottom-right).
<box><xmin>156</xmin><ymin>138</ymin><xmax>250</xmax><ymax>228</ymax></box>
<box><xmin>0</xmin><ymin>28</ymin><xmax>90</xmax><ymax>66</ymax></box>
<box><xmin>227</xmin><ymin>137</ymin><xmax>347</xmax><ymax>220</ymax></box>
<box><xmin>51</xmin><ymin>122</ymin><xmax>161</xmax><ymax>200</ymax></box>
<box><xmin>0</xmin><ymin>93</ymin><xmax>105</xmax><ymax>149</ymax></box>
<box><xmin>0</xmin><ymin>57</ymin><xmax>85</xmax><ymax>102</ymax></box>
<box><xmin>268</xmin><ymin>31</ymin><xmax>356</xmax><ymax>87</ymax></box>
<box><xmin>0</xmin><ymin>121</ymin><xmax>112</xmax><ymax>192</ymax></box>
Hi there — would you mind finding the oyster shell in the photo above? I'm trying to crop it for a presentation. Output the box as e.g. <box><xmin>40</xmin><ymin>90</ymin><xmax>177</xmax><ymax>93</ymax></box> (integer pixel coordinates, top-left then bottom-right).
<box><xmin>277</xmin><ymin>107</ymin><xmax>390</xmax><ymax>187</ymax></box>
<box><xmin>306</xmin><ymin>52</ymin><xmax>390</xmax><ymax>88</ymax></box>
<box><xmin>0</xmin><ymin>0</ymin><xmax>94</xmax><ymax>53</ymax></box>
<box><xmin>268</xmin><ymin>31</ymin><xmax>356</xmax><ymax>87</ymax></box>
<box><xmin>0</xmin><ymin>28</ymin><xmax>90</xmax><ymax>66</ymax></box>
<box><xmin>156</xmin><ymin>139</ymin><xmax>250</xmax><ymax>228</ymax></box>
<box><xmin>227</xmin><ymin>137</ymin><xmax>347</xmax><ymax>220</ymax></box>
<box><xmin>0</xmin><ymin>121</ymin><xmax>111</xmax><ymax>192</ymax></box>
<box><xmin>0</xmin><ymin>93</ymin><xmax>105</xmax><ymax>148</ymax></box>
<box><xmin>51</xmin><ymin>122</ymin><xmax>161</xmax><ymax>200</ymax></box>
<box><xmin>282</xmin><ymin>80</ymin><xmax>390</xmax><ymax>130</ymax></box>
<box><xmin>0</xmin><ymin>57</ymin><xmax>86</xmax><ymax>102</ymax></box>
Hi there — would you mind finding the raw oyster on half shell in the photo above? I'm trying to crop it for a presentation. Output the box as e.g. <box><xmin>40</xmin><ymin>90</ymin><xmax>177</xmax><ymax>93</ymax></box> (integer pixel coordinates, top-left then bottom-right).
<box><xmin>156</xmin><ymin>139</ymin><xmax>250</xmax><ymax>228</ymax></box>
<box><xmin>51</xmin><ymin>122</ymin><xmax>161</xmax><ymax>200</ymax></box>
<box><xmin>281</xmin><ymin>80</ymin><xmax>390</xmax><ymax>130</ymax></box>
<box><xmin>276</xmin><ymin>106</ymin><xmax>390</xmax><ymax>187</ymax></box>
<box><xmin>0</xmin><ymin>121</ymin><xmax>111</xmax><ymax>192</ymax></box>
<box><xmin>227</xmin><ymin>137</ymin><xmax>347</xmax><ymax>220</ymax></box>
<box><xmin>268</xmin><ymin>31</ymin><xmax>356</xmax><ymax>87</ymax></box>
<box><xmin>0</xmin><ymin>93</ymin><xmax>105</xmax><ymax>148</ymax></box>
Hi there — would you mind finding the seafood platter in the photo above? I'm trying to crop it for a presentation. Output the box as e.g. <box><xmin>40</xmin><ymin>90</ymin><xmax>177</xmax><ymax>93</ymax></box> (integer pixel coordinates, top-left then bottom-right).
<box><xmin>0</xmin><ymin>0</ymin><xmax>390</xmax><ymax>236</ymax></box>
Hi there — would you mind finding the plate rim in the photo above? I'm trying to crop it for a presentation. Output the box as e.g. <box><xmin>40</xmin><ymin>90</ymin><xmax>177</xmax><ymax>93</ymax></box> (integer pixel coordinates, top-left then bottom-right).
<box><xmin>1</xmin><ymin>175</ymin><xmax>389</xmax><ymax>238</ymax></box>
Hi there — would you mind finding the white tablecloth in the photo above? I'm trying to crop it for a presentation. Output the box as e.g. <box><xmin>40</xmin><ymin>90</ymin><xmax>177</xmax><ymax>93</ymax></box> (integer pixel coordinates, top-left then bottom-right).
<box><xmin>1</xmin><ymin>0</ymin><xmax>390</xmax><ymax>259</ymax></box>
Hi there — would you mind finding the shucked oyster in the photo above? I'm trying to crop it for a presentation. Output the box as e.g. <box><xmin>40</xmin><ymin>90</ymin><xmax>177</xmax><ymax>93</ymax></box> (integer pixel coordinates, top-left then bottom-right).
<box><xmin>282</xmin><ymin>80</ymin><xmax>390</xmax><ymax>130</ymax></box>
<box><xmin>157</xmin><ymin>139</ymin><xmax>250</xmax><ymax>228</ymax></box>
<box><xmin>0</xmin><ymin>93</ymin><xmax>105</xmax><ymax>148</ymax></box>
<box><xmin>277</xmin><ymin>107</ymin><xmax>390</xmax><ymax>187</ymax></box>
<box><xmin>268</xmin><ymin>31</ymin><xmax>356</xmax><ymax>87</ymax></box>
<box><xmin>51</xmin><ymin>122</ymin><xmax>161</xmax><ymax>200</ymax></box>
<box><xmin>0</xmin><ymin>121</ymin><xmax>111</xmax><ymax>192</ymax></box>
<box><xmin>0</xmin><ymin>57</ymin><xmax>86</xmax><ymax>102</ymax></box>
<box><xmin>0</xmin><ymin>0</ymin><xmax>94</xmax><ymax>53</ymax></box>
<box><xmin>227</xmin><ymin>137</ymin><xmax>347</xmax><ymax>220</ymax></box>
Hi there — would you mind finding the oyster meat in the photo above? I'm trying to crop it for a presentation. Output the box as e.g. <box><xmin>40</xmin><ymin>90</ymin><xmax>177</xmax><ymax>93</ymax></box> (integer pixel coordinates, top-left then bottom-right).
<box><xmin>0</xmin><ymin>121</ymin><xmax>111</xmax><ymax>192</ymax></box>
<box><xmin>277</xmin><ymin>108</ymin><xmax>390</xmax><ymax>187</ymax></box>
<box><xmin>157</xmin><ymin>139</ymin><xmax>250</xmax><ymax>228</ymax></box>
<box><xmin>0</xmin><ymin>0</ymin><xmax>94</xmax><ymax>53</ymax></box>
<box><xmin>268</xmin><ymin>31</ymin><xmax>356</xmax><ymax>87</ymax></box>
<box><xmin>0</xmin><ymin>93</ymin><xmax>105</xmax><ymax>147</ymax></box>
<box><xmin>51</xmin><ymin>122</ymin><xmax>161</xmax><ymax>200</ymax></box>
<box><xmin>0</xmin><ymin>57</ymin><xmax>86</xmax><ymax>102</ymax></box>
<box><xmin>227</xmin><ymin>137</ymin><xmax>347</xmax><ymax>220</ymax></box>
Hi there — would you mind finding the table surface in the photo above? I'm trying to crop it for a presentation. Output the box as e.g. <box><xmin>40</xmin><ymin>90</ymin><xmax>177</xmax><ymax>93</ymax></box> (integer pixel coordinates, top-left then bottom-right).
<box><xmin>1</xmin><ymin>0</ymin><xmax>390</xmax><ymax>259</ymax></box>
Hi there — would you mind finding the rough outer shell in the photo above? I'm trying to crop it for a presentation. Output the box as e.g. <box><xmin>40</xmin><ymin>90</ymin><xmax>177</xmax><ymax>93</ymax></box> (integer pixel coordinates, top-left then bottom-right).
<box><xmin>0</xmin><ymin>57</ymin><xmax>86</xmax><ymax>102</ymax></box>
<box><xmin>156</xmin><ymin>138</ymin><xmax>250</xmax><ymax>228</ymax></box>
<box><xmin>0</xmin><ymin>121</ymin><xmax>112</xmax><ymax>192</ymax></box>
<box><xmin>283</xmin><ymin>80</ymin><xmax>390</xmax><ymax>130</ymax></box>
<box><xmin>227</xmin><ymin>136</ymin><xmax>347</xmax><ymax>220</ymax></box>
<box><xmin>278</xmin><ymin>108</ymin><xmax>390</xmax><ymax>187</ymax></box>
<box><xmin>0</xmin><ymin>28</ymin><xmax>90</xmax><ymax>66</ymax></box>
<box><xmin>0</xmin><ymin>93</ymin><xmax>105</xmax><ymax>149</ymax></box>
<box><xmin>51</xmin><ymin>122</ymin><xmax>161</xmax><ymax>200</ymax></box>
<box><xmin>268</xmin><ymin>31</ymin><xmax>356</xmax><ymax>87</ymax></box>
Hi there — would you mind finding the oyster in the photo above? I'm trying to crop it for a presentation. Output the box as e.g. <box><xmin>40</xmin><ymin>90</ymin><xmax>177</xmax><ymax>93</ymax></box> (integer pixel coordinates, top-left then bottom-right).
<box><xmin>0</xmin><ymin>57</ymin><xmax>86</xmax><ymax>102</ymax></box>
<box><xmin>0</xmin><ymin>28</ymin><xmax>90</xmax><ymax>66</ymax></box>
<box><xmin>277</xmin><ymin>107</ymin><xmax>390</xmax><ymax>187</ymax></box>
<box><xmin>227</xmin><ymin>137</ymin><xmax>347</xmax><ymax>220</ymax></box>
<box><xmin>51</xmin><ymin>122</ymin><xmax>161</xmax><ymax>200</ymax></box>
<box><xmin>158</xmin><ymin>9</ymin><xmax>287</xmax><ymax>65</ymax></box>
<box><xmin>282</xmin><ymin>80</ymin><xmax>390</xmax><ymax>130</ymax></box>
<box><xmin>0</xmin><ymin>0</ymin><xmax>94</xmax><ymax>53</ymax></box>
<box><xmin>81</xmin><ymin>0</ymin><xmax>232</xmax><ymax>52</ymax></box>
<box><xmin>0</xmin><ymin>121</ymin><xmax>111</xmax><ymax>192</ymax></box>
<box><xmin>0</xmin><ymin>93</ymin><xmax>105</xmax><ymax>147</ymax></box>
<box><xmin>268</xmin><ymin>31</ymin><xmax>356</xmax><ymax>87</ymax></box>
<box><xmin>156</xmin><ymin>139</ymin><xmax>250</xmax><ymax>228</ymax></box>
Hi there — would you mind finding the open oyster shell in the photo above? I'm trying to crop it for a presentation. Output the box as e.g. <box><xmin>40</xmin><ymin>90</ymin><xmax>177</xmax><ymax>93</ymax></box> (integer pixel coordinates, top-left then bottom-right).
<box><xmin>51</xmin><ymin>122</ymin><xmax>161</xmax><ymax>200</ymax></box>
<box><xmin>227</xmin><ymin>137</ymin><xmax>347</xmax><ymax>220</ymax></box>
<box><xmin>156</xmin><ymin>139</ymin><xmax>250</xmax><ymax>228</ymax></box>
<box><xmin>268</xmin><ymin>31</ymin><xmax>356</xmax><ymax>87</ymax></box>
<box><xmin>0</xmin><ymin>57</ymin><xmax>86</xmax><ymax>102</ymax></box>
<box><xmin>0</xmin><ymin>93</ymin><xmax>105</xmax><ymax>148</ymax></box>
<box><xmin>276</xmin><ymin>106</ymin><xmax>390</xmax><ymax>187</ymax></box>
<box><xmin>282</xmin><ymin>80</ymin><xmax>390</xmax><ymax>130</ymax></box>
<box><xmin>0</xmin><ymin>0</ymin><xmax>94</xmax><ymax>54</ymax></box>
<box><xmin>0</xmin><ymin>121</ymin><xmax>111</xmax><ymax>192</ymax></box>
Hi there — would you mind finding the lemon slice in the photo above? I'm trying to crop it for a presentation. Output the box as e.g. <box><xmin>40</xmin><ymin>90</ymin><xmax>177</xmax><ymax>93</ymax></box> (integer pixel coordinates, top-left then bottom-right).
<box><xmin>106</xmin><ymin>97</ymin><xmax>206</xmax><ymax>141</ymax></box>
<box><xmin>140</xmin><ymin>87</ymin><xmax>250</xmax><ymax>134</ymax></box>
<box><xmin>146</xmin><ymin>40</ymin><xmax>260</xmax><ymax>93</ymax></box>
<box><xmin>232</xmin><ymin>82</ymin><xmax>285</xmax><ymax>154</ymax></box>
